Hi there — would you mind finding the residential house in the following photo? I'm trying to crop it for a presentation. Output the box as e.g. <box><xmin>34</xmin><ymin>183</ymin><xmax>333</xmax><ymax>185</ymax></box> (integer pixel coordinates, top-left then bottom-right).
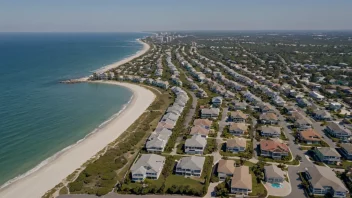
<box><xmin>260</xmin><ymin>139</ymin><xmax>289</xmax><ymax>159</ymax></box>
<box><xmin>217</xmin><ymin>159</ymin><xmax>236</xmax><ymax>181</ymax></box>
<box><xmin>304</xmin><ymin>165</ymin><xmax>348</xmax><ymax>197</ymax></box>
<box><xmin>264</xmin><ymin>165</ymin><xmax>285</xmax><ymax>184</ymax></box>
<box><xmin>161</xmin><ymin>112</ymin><xmax>180</xmax><ymax>123</ymax></box>
<box><xmin>313</xmin><ymin>109</ymin><xmax>332</xmax><ymax>121</ymax></box>
<box><xmin>326</xmin><ymin>122</ymin><xmax>352</xmax><ymax>142</ymax></box>
<box><xmin>230</xmin><ymin>110</ymin><xmax>247</xmax><ymax>123</ymax></box>
<box><xmin>259</xmin><ymin>113</ymin><xmax>279</xmax><ymax>125</ymax></box>
<box><xmin>185</xmin><ymin>135</ymin><xmax>207</xmax><ymax>154</ymax></box>
<box><xmin>315</xmin><ymin>147</ymin><xmax>341</xmax><ymax>164</ymax></box>
<box><xmin>190</xmin><ymin>126</ymin><xmax>210</xmax><ymax>138</ymax></box>
<box><xmin>193</xmin><ymin>119</ymin><xmax>213</xmax><ymax>129</ymax></box>
<box><xmin>201</xmin><ymin>108</ymin><xmax>220</xmax><ymax>119</ymax></box>
<box><xmin>175</xmin><ymin>156</ymin><xmax>205</xmax><ymax>177</ymax></box>
<box><xmin>230</xmin><ymin>166</ymin><xmax>252</xmax><ymax>195</ymax></box>
<box><xmin>329</xmin><ymin>102</ymin><xmax>343</xmax><ymax>110</ymax></box>
<box><xmin>260</xmin><ymin>126</ymin><xmax>281</xmax><ymax>138</ymax></box>
<box><xmin>156</xmin><ymin>120</ymin><xmax>175</xmax><ymax>130</ymax></box>
<box><xmin>298</xmin><ymin>129</ymin><xmax>322</xmax><ymax>145</ymax></box>
<box><xmin>130</xmin><ymin>154</ymin><xmax>165</xmax><ymax>181</ymax></box>
<box><xmin>226</xmin><ymin>138</ymin><xmax>247</xmax><ymax>153</ymax></box>
<box><xmin>230</xmin><ymin>101</ymin><xmax>247</xmax><ymax>111</ymax></box>
<box><xmin>283</xmin><ymin>105</ymin><xmax>297</xmax><ymax>115</ymax></box>
<box><xmin>290</xmin><ymin>112</ymin><xmax>313</xmax><ymax>131</ymax></box>
<box><xmin>212</xmin><ymin>96</ymin><xmax>223</xmax><ymax>107</ymax></box>
<box><xmin>229</xmin><ymin>123</ymin><xmax>248</xmax><ymax>136</ymax></box>
<box><xmin>145</xmin><ymin>128</ymin><xmax>172</xmax><ymax>153</ymax></box>
<box><xmin>297</xmin><ymin>98</ymin><xmax>312</xmax><ymax>107</ymax></box>
<box><xmin>309</xmin><ymin>91</ymin><xmax>325</xmax><ymax>101</ymax></box>
<box><xmin>166</xmin><ymin>105</ymin><xmax>183</xmax><ymax>116</ymax></box>
<box><xmin>340</xmin><ymin>143</ymin><xmax>352</xmax><ymax>160</ymax></box>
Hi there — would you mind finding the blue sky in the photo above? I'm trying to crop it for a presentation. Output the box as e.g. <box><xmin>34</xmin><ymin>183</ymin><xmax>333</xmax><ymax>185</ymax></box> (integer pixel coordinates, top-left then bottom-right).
<box><xmin>0</xmin><ymin>0</ymin><xmax>351</xmax><ymax>32</ymax></box>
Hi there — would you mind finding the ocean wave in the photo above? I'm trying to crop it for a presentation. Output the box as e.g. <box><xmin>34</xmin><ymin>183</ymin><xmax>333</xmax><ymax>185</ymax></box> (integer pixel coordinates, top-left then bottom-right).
<box><xmin>0</xmin><ymin>94</ymin><xmax>134</xmax><ymax>190</ymax></box>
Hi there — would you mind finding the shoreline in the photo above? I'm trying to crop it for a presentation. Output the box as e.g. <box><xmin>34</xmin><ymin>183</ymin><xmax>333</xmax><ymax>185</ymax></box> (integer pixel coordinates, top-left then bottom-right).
<box><xmin>0</xmin><ymin>82</ymin><xmax>156</xmax><ymax>198</ymax></box>
<box><xmin>94</xmin><ymin>39</ymin><xmax>150</xmax><ymax>74</ymax></box>
<box><xmin>0</xmin><ymin>38</ymin><xmax>152</xmax><ymax>198</ymax></box>
<box><xmin>64</xmin><ymin>39</ymin><xmax>150</xmax><ymax>83</ymax></box>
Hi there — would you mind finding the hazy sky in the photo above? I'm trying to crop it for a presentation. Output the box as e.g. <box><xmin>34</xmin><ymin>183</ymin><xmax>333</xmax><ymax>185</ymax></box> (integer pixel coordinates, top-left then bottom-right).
<box><xmin>0</xmin><ymin>0</ymin><xmax>351</xmax><ymax>32</ymax></box>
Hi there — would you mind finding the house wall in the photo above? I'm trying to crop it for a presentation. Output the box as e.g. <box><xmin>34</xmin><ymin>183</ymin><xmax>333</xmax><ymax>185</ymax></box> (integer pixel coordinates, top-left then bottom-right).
<box><xmin>341</xmin><ymin>148</ymin><xmax>352</xmax><ymax>160</ymax></box>
<box><xmin>176</xmin><ymin>167</ymin><xmax>202</xmax><ymax>177</ymax></box>
<box><xmin>227</xmin><ymin>146</ymin><xmax>245</xmax><ymax>153</ymax></box>
<box><xmin>231</xmin><ymin>188</ymin><xmax>250</xmax><ymax>195</ymax></box>
<box><xmin>185</xmin><ymin>146</ymin><xmax>204</xmax><ymax>154</ymax></box>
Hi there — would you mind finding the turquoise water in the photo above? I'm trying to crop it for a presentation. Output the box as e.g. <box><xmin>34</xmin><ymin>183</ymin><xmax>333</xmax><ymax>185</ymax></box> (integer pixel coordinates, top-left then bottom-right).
<box><xmin>271</xmin><ymin>183</ymin><xmax>283</xmax><ymax>188</ymax></box>
<box><xmin>0</xmin><ymin>32</ymin><xmax>148</xmax><ymax>186</ymax></box>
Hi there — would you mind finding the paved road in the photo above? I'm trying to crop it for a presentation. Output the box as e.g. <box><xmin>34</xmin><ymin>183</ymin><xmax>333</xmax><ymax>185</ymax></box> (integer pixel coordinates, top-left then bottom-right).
<box><xmin>271</xmin><ymin>106</ymin><xmax>313</xmax><ymax>198</ymax></box>
<box><xmin>296</xmin><ymin>107</ymin><xmax>336</xmax><ymax>148</ymax></box>
<box><xmin>286</xmin><ymin>166</ymin><xmax>309</xmax><ymax>198</ymax></box>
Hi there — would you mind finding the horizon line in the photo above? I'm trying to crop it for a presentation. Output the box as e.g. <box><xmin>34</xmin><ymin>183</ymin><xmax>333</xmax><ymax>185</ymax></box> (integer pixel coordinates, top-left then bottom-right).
<box><xmin>1</xmin><ymin>29</ymin><xmax>352</xmax><ymax>33</ymax></box>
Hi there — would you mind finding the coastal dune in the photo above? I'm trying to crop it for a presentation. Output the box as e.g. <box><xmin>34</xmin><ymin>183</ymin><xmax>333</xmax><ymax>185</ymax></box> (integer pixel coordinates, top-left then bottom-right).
<box><xmin>0</xmin><ymin>82</ymin><xmax>155</xmax><ymax>198</ymax></box>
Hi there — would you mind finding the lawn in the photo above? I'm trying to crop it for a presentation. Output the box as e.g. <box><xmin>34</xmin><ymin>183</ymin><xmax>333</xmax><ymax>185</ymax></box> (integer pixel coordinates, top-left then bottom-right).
<box><xmin>165</xmin><ymin>174</ymin><xmax>203</xmax><ymax>189</ymax></box>
<box><xmin>327</xmin><ymin>160</ymin><xmax>352</xmax><ymax>169</ymax></box>
<box><xmin>248</xmin><ymin>169</ymin><xmax>267</xmax><ymax>197</ymax></box>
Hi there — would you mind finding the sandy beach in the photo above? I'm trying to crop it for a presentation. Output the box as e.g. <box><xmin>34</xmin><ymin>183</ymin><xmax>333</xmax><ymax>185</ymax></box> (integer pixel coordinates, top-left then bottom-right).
<box><xmin>94</xmin><ymin>39</ymin><xmax>150</xmax><ymax>74</ymax></box>
<box><xmin>0</xmin><ymin>82</ymin><xmax>155</xmax><ymax>198</ymax></box>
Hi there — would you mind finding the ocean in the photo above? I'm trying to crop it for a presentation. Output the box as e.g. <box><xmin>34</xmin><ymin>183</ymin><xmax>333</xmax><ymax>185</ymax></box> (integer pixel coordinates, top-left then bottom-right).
<box><xmin>0</xmin><ymin>32</ymin><xmax>148</xmax><ymax>186</ymax></box>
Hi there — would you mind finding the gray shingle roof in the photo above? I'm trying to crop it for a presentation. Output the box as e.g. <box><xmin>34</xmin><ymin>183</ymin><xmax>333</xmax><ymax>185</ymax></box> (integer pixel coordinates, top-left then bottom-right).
<box><xmin>306</xmin><ymin>165</ymin><xmax>348</xmax><ymax>192</ymax></box>
<box><xmin>341</xmin><ymin>143</ymin><xmax>352</xmax><ymax>153</ymax></box>
<box><xmin>201</xmin><ymin>108</ymin><xmax>220</xmax><ymax>115</ymax></box>
<box><xmin>185</xmin><ymin>135</ymin><xmax>207</xmax><ymax>147</ymax></box>
<box><xmin>264</xmin><ymin>165</ymin><xmax>285</xmax><ymax>179</ymax></box>
<box><xmin>130</xmin><ymin>154</ymin><xmax>165</xmax><ymax>173</ymax></box>
<box><xmin>317</xmin><ymin>147</ymin><xmax>341</xmax><ymax>157</ymax></box>
<box><xmin>327</xmin><ymin>122</ymin><xmax>352</xmax><ymax>135</ymax></box>
<box><xmin>260</xmin><ymin>126</ymin><xmax>281</xmax><ymax>135</ymax></box>
<box><xmin>176</xmin><ymin>156</ymin><xmax>205</xmax><ymax>170</ymax></box>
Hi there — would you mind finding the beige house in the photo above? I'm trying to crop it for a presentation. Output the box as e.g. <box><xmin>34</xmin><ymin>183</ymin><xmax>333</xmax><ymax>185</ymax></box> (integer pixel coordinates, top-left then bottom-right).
<box><xmin>226</xmin><ymin>138</ymin><xmax>247</xmax><ymax>153</ymax></box>
<box><xmin>230</xmin><ymin>110</ymin><xmax>247</xmax><ymax>123</ymax></box>
<box><xmin>229</xmin><ymin>123</ymin><xmax>248</xmax><ymax>136</ymax></box>
<box><xmin>217</xmin><ymin>159</ymin><xmax>236</xmax><ymax>181</ymax></box>
<box><xmin>230</xmin><ymin>166</ymin><xmax>252</xmax><ymax>195</ymax></box>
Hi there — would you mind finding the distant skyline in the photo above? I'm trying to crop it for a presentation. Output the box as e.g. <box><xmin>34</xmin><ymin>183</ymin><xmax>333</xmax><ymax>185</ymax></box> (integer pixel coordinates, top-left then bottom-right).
<box><xmin>1</xmin><ymin>0</ymin><xmax>352</xmax><ymax>32</ymax></box>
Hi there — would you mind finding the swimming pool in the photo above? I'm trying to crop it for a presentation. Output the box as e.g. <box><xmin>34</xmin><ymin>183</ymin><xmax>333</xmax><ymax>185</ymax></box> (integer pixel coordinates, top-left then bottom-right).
<box><xmin>271</xmin><ymin>183</ymin><xmax>283</xmax><ymax>188</ymax></box>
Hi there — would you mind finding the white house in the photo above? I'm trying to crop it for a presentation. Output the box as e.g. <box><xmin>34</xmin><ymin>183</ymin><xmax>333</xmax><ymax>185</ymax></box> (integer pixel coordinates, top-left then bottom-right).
<box><xmin>130</xmin><ymin>154</ymin><xmax>165</xmax><ymax>181</ymax></box>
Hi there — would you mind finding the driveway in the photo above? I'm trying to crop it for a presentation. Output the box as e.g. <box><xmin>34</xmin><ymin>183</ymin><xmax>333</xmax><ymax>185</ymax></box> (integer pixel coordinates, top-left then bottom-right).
<box><xmin>204</xmin><ymin>182</ymin><xmax>221</xmax><ymax>198</ymax></box>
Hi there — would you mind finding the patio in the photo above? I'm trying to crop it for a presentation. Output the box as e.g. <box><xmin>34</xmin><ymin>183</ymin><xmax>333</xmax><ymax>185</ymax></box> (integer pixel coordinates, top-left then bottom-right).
<box><xmin>264</xmin><ymin>181</ymin><xmax>291</xmax><ymax>197</ymax></box>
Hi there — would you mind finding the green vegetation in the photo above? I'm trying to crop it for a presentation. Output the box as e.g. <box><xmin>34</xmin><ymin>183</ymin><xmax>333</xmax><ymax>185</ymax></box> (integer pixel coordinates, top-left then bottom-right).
<box><xmin>215</xmin><ymin>178</ymin><xmax>230</xmax><ymax>197</ymax></box>
<box><xmin>119</xmin><ymin>156</ymin><xmax>213</xmax><ymax>196</ymax></box>
<box><xmin>326</xmin><ymin>160</ymin><xmax>352</xmax><ymax>169</ymax></box>
<box><xmin>258</xmin><ymin>151</ymin><xmax>294</xmax><ymax>164</ymax></box>
<box><xmin>204</xmin><ymin>138</ymin><xmax>217</xmax><ymax>154</ymax></box>
<box><xmin>249</xmin><ymin>161</ymin><xmax>267</xmax><ymax>197</ymax></box>
<box><xmin>59</xmin><ymin>186</ymin><xmax>68</xmax><ymax>195</ymax></box>
<box><xmin>164</xmin><ymin>91</ymin><xmax>192</xmax><ymax>152</ymax></box>
<box><xmin>66</xmin><ymin>90</ymin><xmax>172</xmax><ymax>196</ymax></box>
<box><xmin>220</xmin><ymin>141</ymin><xmax>253</xmax><ymax>159</ymax></box>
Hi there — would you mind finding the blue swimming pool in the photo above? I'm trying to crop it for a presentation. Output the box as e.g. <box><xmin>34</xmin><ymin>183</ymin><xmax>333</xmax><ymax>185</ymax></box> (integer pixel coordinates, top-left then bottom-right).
<box><xmin>271</xmin><ymin>183</ymin><xmax>283</xmax><ymax>188</ymax></box>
